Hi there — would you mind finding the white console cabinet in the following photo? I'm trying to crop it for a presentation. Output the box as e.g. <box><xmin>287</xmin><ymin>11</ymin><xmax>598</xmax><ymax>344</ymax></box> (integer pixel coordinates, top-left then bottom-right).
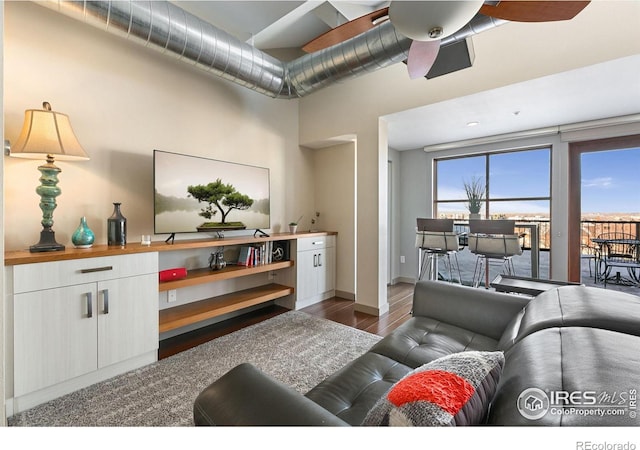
<box><xmin>7</xmin><ymin>253</ymin><xmax>158</xmax><ymax>412</ymax></box>
<box><xmin>295</xmin><ymin>236</ymin><xmax>336</xmax><ymax>308</ymax></box>
<box><xmin>4</xmin><ymin>231</ymin><xmax>336</xmax><ymax>415</ymax></box>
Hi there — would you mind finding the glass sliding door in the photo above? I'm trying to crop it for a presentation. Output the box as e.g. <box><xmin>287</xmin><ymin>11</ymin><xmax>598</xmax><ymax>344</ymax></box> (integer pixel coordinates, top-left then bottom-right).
<box><xmin>568</xmin><ymin>135</ymin><xmax>640</xmax><ymax>287</ymax></box>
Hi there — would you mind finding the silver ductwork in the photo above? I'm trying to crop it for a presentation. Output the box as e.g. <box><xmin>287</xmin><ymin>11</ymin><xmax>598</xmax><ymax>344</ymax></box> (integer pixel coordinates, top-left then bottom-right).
<box><xmin>40</xmin><ymin>1</ymin><xmax>505</xmax><ymax>99</ymax></box>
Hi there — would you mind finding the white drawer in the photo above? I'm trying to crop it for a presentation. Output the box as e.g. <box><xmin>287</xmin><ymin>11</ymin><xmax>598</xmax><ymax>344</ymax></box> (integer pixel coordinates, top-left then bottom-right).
<box><xmin>12</xmin><ymin>253</ymin><xmax>158</xmax><ymax>293</ymax></box>
<box><xmin>297</xmin><ymin>235</ymin><xmax>335</xmax><ymax>252</ymax></box>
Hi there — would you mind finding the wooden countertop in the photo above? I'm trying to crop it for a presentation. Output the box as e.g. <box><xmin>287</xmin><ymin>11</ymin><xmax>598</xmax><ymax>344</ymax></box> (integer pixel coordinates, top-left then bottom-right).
<box><xmin>5</xmin><ymin>231</ymin><xmax>337</xmax><ymax>266</ymax></box>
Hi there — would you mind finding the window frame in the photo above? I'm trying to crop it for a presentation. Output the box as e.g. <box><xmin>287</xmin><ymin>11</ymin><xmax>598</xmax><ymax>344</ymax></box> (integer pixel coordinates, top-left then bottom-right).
<box><xmin>433</xmin><ymin>146</ymin><xmax>552</xmax><ymax>220</ymax></box>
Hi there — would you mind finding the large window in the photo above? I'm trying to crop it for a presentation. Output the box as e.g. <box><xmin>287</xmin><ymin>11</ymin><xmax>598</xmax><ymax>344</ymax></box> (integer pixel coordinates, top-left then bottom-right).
<box><xmin>435</xmin><ymin>147</ymin><xmax>550</xmax><ymax>219</ymax></box>
<box><xmin>435</xmin><ymin>147</ymin><xmax>552</xmax><ymax>250</ymax></box>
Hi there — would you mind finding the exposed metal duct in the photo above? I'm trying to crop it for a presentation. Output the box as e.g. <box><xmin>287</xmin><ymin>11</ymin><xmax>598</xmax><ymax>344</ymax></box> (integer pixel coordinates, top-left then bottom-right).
<box><xmin>39</xmin><ymin>1</ymin><xmax>505</xmax><ymax>99</ymax></box>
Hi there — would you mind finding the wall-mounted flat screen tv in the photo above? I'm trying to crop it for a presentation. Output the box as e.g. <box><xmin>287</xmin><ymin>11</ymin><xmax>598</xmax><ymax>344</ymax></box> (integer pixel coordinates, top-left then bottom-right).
<box><xmin>153</xmin><ymin>150</ymin><xmax>270</xmax><ymax>235</ymax></box>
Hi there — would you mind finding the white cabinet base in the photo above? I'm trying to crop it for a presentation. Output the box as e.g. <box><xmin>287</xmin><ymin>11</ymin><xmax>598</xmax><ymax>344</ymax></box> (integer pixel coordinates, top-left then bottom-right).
<box><xmin>8</xmin><ymin>351</ymin><xmax>156</xmax><ymax>416</ymax></box>
<box><xmin>294</xmin><ymin>236</ymin><xmax>336</xmax><ymax>309</ymax></box>
<box><xmin>7</xmin><ymin>253</ymin><xmax>158</xmax><ymax>416</ymax></box>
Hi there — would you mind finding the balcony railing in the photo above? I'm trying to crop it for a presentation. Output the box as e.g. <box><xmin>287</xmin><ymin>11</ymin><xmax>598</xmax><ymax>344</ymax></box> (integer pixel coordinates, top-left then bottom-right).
<box><xmin>580</xmin><ymin>220</ymin><xmax>640</xmax><ymax>245</ymax></box>
<box><xmin>455</xmin><ymin>219</ymin><xmax>639</xmax><ymax>251</ymax></box>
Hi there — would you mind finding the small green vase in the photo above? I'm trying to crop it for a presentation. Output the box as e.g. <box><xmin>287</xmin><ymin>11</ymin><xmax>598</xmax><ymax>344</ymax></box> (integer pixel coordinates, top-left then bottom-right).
<box><xmin>72</xmin><ymin>216</ymin><xmax>95</xmax><ymax>248</ymax></box>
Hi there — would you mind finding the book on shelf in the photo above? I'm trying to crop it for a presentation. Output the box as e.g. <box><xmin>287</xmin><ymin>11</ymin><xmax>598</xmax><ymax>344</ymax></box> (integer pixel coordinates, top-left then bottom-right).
<box><xmin>237</xmin><ymin>246</ymin><xmax>251</xmax><ymax>266</ymax></box>
<box><xmin>237</xmin><ymin>243</ymin><xmax>271</xmax><ymax>267</ymax></box>
<box><xmin>236</xmin><ymin>241</ymin><xmax>293</xmax><ymax>267</ymax></box>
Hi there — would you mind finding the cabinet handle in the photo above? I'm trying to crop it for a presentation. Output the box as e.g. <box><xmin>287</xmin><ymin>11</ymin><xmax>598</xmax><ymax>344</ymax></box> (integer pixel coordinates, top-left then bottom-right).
<box><xmin>313</xmin><ymin>254</ymin><xmax>318</xmax><ymax>267</ymax></box>
<box><xmin>80</xmin><ymin>266</ymin><xmax>113</xmax><ymax>274</ymax></box>
<box><xmin>101</xmin><ymin>289</ymin><xmax>109</xmax><ymax>315</ymax></box>
<box><xmin>86</xmin><ymin>292</ymin><xmax>93</xmax><ymax>318</ymax></box>
<box><xmin>312</xmin><ymin>241</ymin><xmax>324</xmax><ymax>246</ymax></box>
<box><xmin>318</xmin><ymin>253</ymin><xmax>323</xmax><ymax>267</ymax></box>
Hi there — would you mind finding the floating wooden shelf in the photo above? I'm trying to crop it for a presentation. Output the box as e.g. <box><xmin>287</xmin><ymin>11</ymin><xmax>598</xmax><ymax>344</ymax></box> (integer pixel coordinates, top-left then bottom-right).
<box><xmin>158</xmin><ymin>260</ymin><xmax>294</xmax><ymax>291</ymax></box>
<box><xmin>4</xmin><ymin>231</ymin><xmax>336</xmax><ymax>266</ymax></box>
<box><xmin>159</xmin><ymin>283</ymin><xmax>294</xmax><ymax>333</ymax></box>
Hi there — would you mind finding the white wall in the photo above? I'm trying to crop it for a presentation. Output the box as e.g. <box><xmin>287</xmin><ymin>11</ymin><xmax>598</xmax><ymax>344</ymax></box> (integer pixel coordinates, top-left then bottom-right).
<box><xmin>3</xmin><ymin>2</ymin><xmax>310</xmax><ymax>251</ymax></box>
<box><xmin>298</xmin><ymin>1</ymin><xmax>640</xmax><ymax>312</ymax></box>
<box><xmin>397</xmin><ymin>148</ymin><xmax>431</xmax><ymax>282</ymax></box>
<box><xmin>387</xmin><ymin>147</ymin><xmax>401</xmax><ymax>284</ymax></box>
<box><xmin>312</xmin><ymin>141</ymin><xmax>356</xmax><ymax>298</ymax></box>
<box><xmin>0</xmin><ymin>0</ymin><xmax>5</xmax><ymax>427</ymax></box>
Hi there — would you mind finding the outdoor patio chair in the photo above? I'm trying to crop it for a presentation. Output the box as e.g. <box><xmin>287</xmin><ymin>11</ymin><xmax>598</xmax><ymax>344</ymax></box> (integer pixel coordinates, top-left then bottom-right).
<box><xmin>595</xmin><ymin>232</ymin><xmax>640</xmax><ymax>288</ymax></box>
<box><xmin>580</xmin><ymin>242</ymin><xmax>600</xmax><ymax>280</ymax></box>
<box><xmin>415</xmin><ymin>218</ymin><xmax>462</xmax><ymax>283</ymax></box>
<box><xmin>468</xmin><ymin>219</ymin><xmax>523</xmax><ymax>288</ymax></box>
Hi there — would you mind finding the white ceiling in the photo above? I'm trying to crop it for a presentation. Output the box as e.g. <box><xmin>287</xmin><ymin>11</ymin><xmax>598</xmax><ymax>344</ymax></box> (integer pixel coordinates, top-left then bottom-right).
<box><xmin>385</xmin><ymin>54</ymin><xmax>640</xmax><ymax>150</ymax></box>
<box><xmin>173</xmin><ymin>1</ymin><xmax>640</xmax><ymax>151</ymax></box>
<box><xmin>177</xmin><ymin>1</ymin><xmax>388</xmax><ymax>49</ymax></box>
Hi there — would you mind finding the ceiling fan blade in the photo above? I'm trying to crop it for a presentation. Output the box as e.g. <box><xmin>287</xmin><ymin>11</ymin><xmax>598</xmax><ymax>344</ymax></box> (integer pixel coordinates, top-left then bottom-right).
<box><xmin>407</xmin><ymin>40</ymin><xmax>441</xmax><ymax>80</ymax></box>
<box><xmin>479</xmin><ymin>1</ymin><xmax>590</xmax><ymax>22</ymax></box>
<box><xmin>302</xmin><ymin>7</ymin><xmax>389</xmax><ymax>53</ymax></box>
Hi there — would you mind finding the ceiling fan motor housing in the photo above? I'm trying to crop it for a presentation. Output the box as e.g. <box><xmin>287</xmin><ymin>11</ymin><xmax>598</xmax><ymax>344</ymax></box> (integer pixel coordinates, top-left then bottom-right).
<box><xmin>389</xmin><ymin>1</ymin><xmax>484</xmax><ymax>41</ymax></box>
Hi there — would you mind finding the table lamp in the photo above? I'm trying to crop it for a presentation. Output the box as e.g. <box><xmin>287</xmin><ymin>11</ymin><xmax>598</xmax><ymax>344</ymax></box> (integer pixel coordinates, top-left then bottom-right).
<box><xmin>10</xmin><ymin>102</ymin><xmax>89</xmax><ymax>252</ymax></box>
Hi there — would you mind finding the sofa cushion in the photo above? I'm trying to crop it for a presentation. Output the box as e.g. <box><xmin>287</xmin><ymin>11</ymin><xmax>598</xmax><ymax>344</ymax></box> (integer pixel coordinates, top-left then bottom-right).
<box><xmin>411</xmin><ymin>281</ymin><xmax>530</xmax><ymax>341</ymax></box>
<box><xmin>362</xmin><ymin>351</ymin><xmax>504</xmax><ymax>426</ymax></box>
<box><xmin>304</xmin><ymin>351</ymin><xmax>413</xmax><ymax>426</ymax></box>
<box><xmin>497</xmin><ymin>285</ymin><xmax>640</xmax><ymax>350</ymax></box>
<box><xmin>489</xmin><ymin>327</ymin><xmax>640</xmax><ymax>426</ymax></box>
<box><xmin>193</xmin><ymin>363</ymin><xmax>349</xmax><ymax>426</ymax></box>
<box><xmin>371</xmin><ymin>316</ymin><xmax>499</xmax><ymax>369</ymax></box>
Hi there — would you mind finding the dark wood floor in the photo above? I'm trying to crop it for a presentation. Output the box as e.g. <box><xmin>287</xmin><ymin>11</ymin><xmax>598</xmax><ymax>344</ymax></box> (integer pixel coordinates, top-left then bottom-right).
<box><xmin>158</xmin><ymin>282</ymin><xmax>414</xmax><ymax>359</ymax></box>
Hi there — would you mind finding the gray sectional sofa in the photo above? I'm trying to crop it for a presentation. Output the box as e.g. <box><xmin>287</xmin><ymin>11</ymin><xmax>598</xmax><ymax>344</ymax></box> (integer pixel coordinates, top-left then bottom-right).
<box><xmin>193</xmin><ymin>280</ymin><xmax>640</xmax><ymax>426</ymax></box>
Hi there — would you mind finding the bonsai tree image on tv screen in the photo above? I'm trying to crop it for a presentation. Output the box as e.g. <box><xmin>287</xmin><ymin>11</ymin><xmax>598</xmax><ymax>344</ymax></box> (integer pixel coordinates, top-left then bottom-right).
<box><xmin>153</xmin><ymin>150</ymin><xmax>270</xmax><ymax>234</ymax></box>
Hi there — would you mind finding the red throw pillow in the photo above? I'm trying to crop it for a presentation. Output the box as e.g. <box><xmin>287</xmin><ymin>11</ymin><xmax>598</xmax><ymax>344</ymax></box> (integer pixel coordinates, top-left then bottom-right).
<box><xmin>362</xmin><ymin>351</ymin><xmax>504</xmax><ymax>426</ymax></box>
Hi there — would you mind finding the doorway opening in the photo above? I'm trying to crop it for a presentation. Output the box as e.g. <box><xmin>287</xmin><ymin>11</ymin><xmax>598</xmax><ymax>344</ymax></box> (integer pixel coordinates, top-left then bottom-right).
<box><xmin>568</xmin><ymin>135</ymin><xmax>640</xmax><ymax>292</ymax></box>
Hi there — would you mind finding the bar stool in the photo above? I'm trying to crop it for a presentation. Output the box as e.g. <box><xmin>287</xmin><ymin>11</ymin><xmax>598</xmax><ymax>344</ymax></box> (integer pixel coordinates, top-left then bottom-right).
<box><xmin>468</xmin><ymin>219</ymin><xmax>523</xmax><ymax>288</ymax></box>
<box><xmin>415</xmin><ymin>218</ymin><xmax>462</xmax><ymax>283</ymax></box>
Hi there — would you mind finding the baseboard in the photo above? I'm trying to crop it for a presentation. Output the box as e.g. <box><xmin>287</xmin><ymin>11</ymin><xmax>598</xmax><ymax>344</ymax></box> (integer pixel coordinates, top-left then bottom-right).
<box><xmin>293</xmin><ymin>290</ymin><xmax>336</xmax><ymax>310</ymax></box>
<box><xmin>354</xmin><ymin>301</ymin><xmax>389</xmax><ymax>317</ymax></box>
<box><xmin>9</xmin><ymin>351</ymin><xmax>157</xmax><ymax>416</ymax></box>
<box><xmin>335</xmin><ymin>290</ymin><xmax>355</xmax><ymax>301</ymax></box>
<box><xmin>391</xmin><ymin>277</ymin><xmax>416</xmax><ymax>285</ymax></box>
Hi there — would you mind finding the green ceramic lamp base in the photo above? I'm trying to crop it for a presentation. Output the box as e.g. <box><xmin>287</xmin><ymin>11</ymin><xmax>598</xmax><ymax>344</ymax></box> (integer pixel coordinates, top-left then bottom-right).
<box><xmin>30</xmin><ymin>157</ymin><xmax>65</xmax><ymax>253</ymax></box>
<box><xmin>30</xmin><ymin>228</ymin><xmax>65</xmax><ymax>252</ymax></box>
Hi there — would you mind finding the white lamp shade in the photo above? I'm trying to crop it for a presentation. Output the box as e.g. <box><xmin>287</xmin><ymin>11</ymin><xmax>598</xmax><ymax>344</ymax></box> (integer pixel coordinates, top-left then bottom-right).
<box><xmin>11</xmin><ymin>104</ymin><xmax>89</xmax><ymax>161</ymax></box>
<box><xmin>389</xmin><ymin>1</ymin><xmax>484</xmax><ymax>41</ymax></box>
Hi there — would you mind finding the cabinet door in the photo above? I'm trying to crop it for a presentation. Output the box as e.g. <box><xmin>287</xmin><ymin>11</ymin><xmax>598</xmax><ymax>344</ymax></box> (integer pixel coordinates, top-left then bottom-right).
<box><xmin>14</xmin><ymin>284</ymin><xmax>98</xmax><ymax>396</ymax></box>
<box><xmin>296</xmin><ymin>250</ymin><xmax>318</xmax><ymax>301</ymax></box>
<box><xmin>97</xmin><ymin>273</ymin><xmax>159</xmax><ymax>368</ymax></box>
<box><xmin>317</xmin><ymin>246</ymin><xmax>336</xmax><ymax>294</ymax></box>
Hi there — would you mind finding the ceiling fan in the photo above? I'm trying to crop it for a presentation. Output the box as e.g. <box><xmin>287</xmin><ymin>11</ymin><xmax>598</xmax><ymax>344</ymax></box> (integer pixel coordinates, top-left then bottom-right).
<box><xmin>302</xmin><ymin>1</ymin><xmax>591</xmax><ymax>80</ymax></box>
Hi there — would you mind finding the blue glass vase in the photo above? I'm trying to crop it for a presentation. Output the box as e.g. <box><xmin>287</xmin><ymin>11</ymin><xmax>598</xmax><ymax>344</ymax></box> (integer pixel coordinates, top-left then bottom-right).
<box><xmin>72</xmin><ymin>216</ymin><xmax>95</xmax><ymax>248</ymax></box>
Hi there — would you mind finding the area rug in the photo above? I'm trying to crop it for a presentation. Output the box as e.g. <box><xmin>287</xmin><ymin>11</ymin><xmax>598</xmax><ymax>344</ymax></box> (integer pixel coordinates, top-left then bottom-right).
<box><xmin>8</xmin><ymin>311</ymin><xmax>382</xmax><ymax>427</ymax></box>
